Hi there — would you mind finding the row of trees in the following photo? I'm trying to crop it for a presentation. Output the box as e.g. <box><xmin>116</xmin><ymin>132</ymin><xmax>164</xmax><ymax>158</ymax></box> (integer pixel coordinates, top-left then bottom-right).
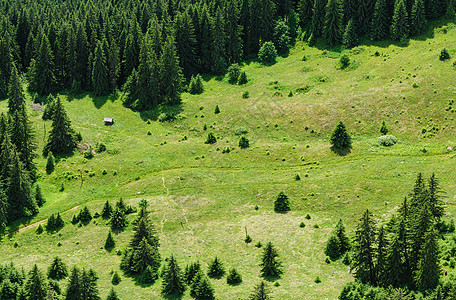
<box><xmin>350</xmin><ymin>173</ymin><xmax>444</xmax><ymax>291</ymax></box>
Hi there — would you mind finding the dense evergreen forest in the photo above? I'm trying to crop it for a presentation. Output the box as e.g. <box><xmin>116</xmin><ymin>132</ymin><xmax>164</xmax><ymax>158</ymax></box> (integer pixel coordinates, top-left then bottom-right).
<box><xmin>0</xmin><ymin>0</ymin><xmax>454</xmax><ymax>109</ymax></box>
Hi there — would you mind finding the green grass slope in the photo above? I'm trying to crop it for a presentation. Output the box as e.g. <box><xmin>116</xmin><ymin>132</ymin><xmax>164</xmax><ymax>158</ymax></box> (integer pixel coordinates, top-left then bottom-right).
<box><xmin>2</xmin><ymin>21</ymin><xmax>456</xmax><ymax>299</ymax></box>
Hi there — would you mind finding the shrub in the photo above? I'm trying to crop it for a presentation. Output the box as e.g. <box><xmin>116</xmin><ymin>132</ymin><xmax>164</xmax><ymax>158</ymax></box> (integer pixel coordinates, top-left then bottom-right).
<box><xmin>239</xmin><ymin>136</ymin><xmax>250</xmax><ymax>149</ymax></box>
<box><xmin>158</xmin><ymin>112</ymin><xmax>174</xmax><ymax>122</ymax></box>
<box><xmin>273</xmin><ymin>20</ymin><xmax>291</xmax><ymax>54</ymax></box>
<box><xmin>234</xmin><ymin>127</ymin><xmax>248</xmax><ymax>135</ymax></box>
<box><xmin>274</xmin><ymin>192</ymin><xmax>291</xmax><ymax>213</ymax></box>
<box><xmin>258</xmin><ymin>42</ymin><xmax>278</xmax><ymax>64</ymax></box>
<box><xmin>314</xmin><ymin>276</ymin><xmax>321</xmax><ymax>283</ymax></box>
<box><xmin>227</xmin><ymin>64</ymin><xmax>241</xmax><ymax>84</ymax></box>
<box><xmin>339</xmin><ymin>54</ymin><xmax>350</xmax><ymax>69</ymax></box>
<box><xmin>294</xmin><ymin>174</ymin><xmax>301</xmax><ymax>181</ymax></box>
<box><xmin>238</xmin><ymin>71</ymin><xmax>248</xmax><ymax>85</ymax></box>
<box><xmin>440</xmin><ymin>48</ymin><xmax>450</xmax><ymax>61</ymax></box>
<box><xmin>214</xmin><ymin>105</ymin><xmax>220</xmax><ymax>114</ymax></box>
<box><xmin>299</xmin><ymin>222</ymin><xmax>305</xmax><ymax>228</ymax></box>
<box><xmin>242</xmin><ymin>91</ymin><xmax>250</xmax><ymax>98</ymax></box>
<box><xmin>46</xmin><ymin>152</ymin><xmax>55</xmax><ymax>174</ymax></box>
<box><xmin>205</xmin><ymin>132</ymin><xmax>217</xmax><ymax>144</ymax></box>
<box><xmin>189</xmin><ymin>74</ymin><xmax>204</xmax><ymax>94</ymax></box>
<box><xmin>378</xmin><ymin>135</ymin><xmax>398</xmax><ymax>147</ymax></box>
<box><xmin>305</xmin><ymin>214</ymin><xmax>311</xmax><ymax>219</ymax></box>
<box><xmin>98</xmin><ymin>143</ymin><xmax>106</xmax><ymax>152</ymax></box>
<box><xmin>245</xmin><ymin>235</ymin><xmax>252</xmax><ymax>244</ymax></box>
<box><xmin>255</xmin><ymin>241</ymin><xmax>262</xmax><ymax>248</ymax></box>
<box><xmin>226</xmin><ymin>268</ymin><xmax>242</xmax><ymax>285</ymax></box>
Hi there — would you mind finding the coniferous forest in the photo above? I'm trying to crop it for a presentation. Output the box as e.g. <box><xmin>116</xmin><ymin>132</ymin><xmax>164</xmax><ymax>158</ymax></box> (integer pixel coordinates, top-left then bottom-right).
<box><xmin>1</xmin><ymin>0</ymin><xmax>456</xmax><ymax>299</ymax></box>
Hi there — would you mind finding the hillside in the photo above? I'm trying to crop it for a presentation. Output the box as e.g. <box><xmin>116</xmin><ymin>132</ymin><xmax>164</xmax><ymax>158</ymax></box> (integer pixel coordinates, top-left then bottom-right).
<box><xmin>2</xmin><ymin>20</ymin><xmax>456</xmax><ymax>299</ymax></box>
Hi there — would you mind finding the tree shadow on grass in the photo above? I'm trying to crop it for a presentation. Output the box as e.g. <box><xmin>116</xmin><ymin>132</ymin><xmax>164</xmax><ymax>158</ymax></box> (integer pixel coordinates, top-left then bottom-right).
<box><xmin>138</xmin><ymin>103</ymin><xmax>184</xmax><ymax>122</ymax></box>
<box><xmin>262</xmin><ymin>274</ymin><xmax>281</xmax><ymax>283</ymax></box>
<box><xmin>331</xmin><ymin>146</ymin><xmax>351</xmax><ymax>156</ymax></box>
<box><xmin>163</xmin><ymin>294</ymin><xmax>184</xmax><ymax>300</ymax></box>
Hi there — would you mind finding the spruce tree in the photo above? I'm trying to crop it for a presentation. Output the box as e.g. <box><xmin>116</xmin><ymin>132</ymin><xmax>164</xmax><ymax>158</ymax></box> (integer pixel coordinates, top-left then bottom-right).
<box><xmin>427</xmin><ymin>173</ymin><xmax>444</xmax><ymax>221</ymax></box>
<box><xmin>92</xmin><ymin>41</ymin><xmax>110</xmax><ymax>96</ymax></box>
<box><xmin>371</xmin><ymin>0</ymin><xmax>390</xmax><ymax>40</ymax></box>
<box><xmin>414</xmin><ymin>227</ymin><xmax>440</xmax><ymax>291</ymax></box>
<box><xmin>46</xmin><ymin>152</ymin><xmax>55</xmax><ymax>174</ymax></box>
<box><xmin>111</xmin><ymin>272</ymin><xmax>121</xmax><ymax>285</ymax></box>
<box><xmin>173</xmin><ymin>12</ymin><xmax>198</xmax><ymax>78</ymax></box>
<box><xmin>249</xmin><ymin>281</ymin><xmax>271</xmax><ymax>300</ymax></box>
<box><xmin>136</xmin><ymin>37</ymin><xmax>160</xmax><ymax>110</ymax></box>
<box><xmin>212</xmin><ymin>7</ymin><xmax>228</xmax><ymax>74</ymax></box>
<box><xmin>160</xmin><ymin>36</ymin><xmax>184</xmax><ymax>105</ymax></box>
<box><xmin>376</xmin><ymin>226</ymin><xmax>388</xmax><ymax>286</ymax></box>
<box><xmin>44</xmin><ymin>97</ymin><xmax>77</xmax><ymax>155</ymax></box>
<box><xmin>7</xmin><ymin>64</ymin><xmax>25</xmax><ymax>115</ymax></box>
<box><xmin>0</xmin><ymin>188</ymin><xmax>7</xmax><ymax>228</ymax></box>
<box><xmin>47</xmin><ymin>257</ymin><xmax>68</xmax><ymax>280</ymax></box>
<box><xmin>226</xmin><ymin>268</ymin><xmax>242</xmax><ymax>285</ymax></box>
<box><xmin>42</xmin><ymin>95</ymin><xmax>56</xmax><ymax>121</ymax></box>
<box><xmin>342</xmin><ymin>18</ymin><xmax>358</xmax><ymax>48</ymax></box>
<box><xmin>352</xmin><ymin>209</ymin><xmax>377</xmax><ymax>285</ymax></box>
<box><xmin>410</xmin><ymin>0</ymin><xmax>427</xmax><ymax>35</ymax></box>
<box><xmin>184</xmin><ymin>261</ymin><xmax>202</xmax><ymax>285</ymax></box>
<box><xmin>386</xmin><ymin>232</ymin><xmax>404</xmax><ymax>287</ymax></box>
<box><xmin>330</xmin><ymin>121</ymin><xmax>352</xmax><ymax>150</ymax></box>
<box><xmin>105</xmin><ymin>230</ymin><xmax>116</xmax><ymax>250</ymax></box>
<box><xmin>46</xmin><ymin>214</ymin><xmax>56</xmax><ymax>231</ymax></box>
<box><xmin>29</xmin><ymin>34</ymin><xmax>56</xmax><ymax>96</ymax></box>
<box><xmin>78</xmin><ymin>206</ymin><xmax>92</xmax><ymax>224</ymax></box>
<box><xmin>54</xmin><ymin>212</ymin><xmax>64</xmax><ymax>229</ymax></box>
<box><xmin>391</xmin><ymin>0</ymin><xmax>409</xmax><ymax>40</ymax></box>
<box><xmin>65</xmin><ymin>267</ymin><xmax>81</xmax><ymax>300</ymax></box>
<box><xmin>7</xmin><ymin>148</ymin><xmax>38</xmax><ymax>220</ymax></box>
<box><xmin>110</xmin><ymin>207</ymin><xmax>127</xmax><ymax>231</ymax></box>
<box><xmin>10</xmin><ymin>109</ymin><xmax>37</xmax><ymax>177</ymax></box>
<box><xmin>409</xmin><ymin>203</ymin><xmax>432</xmax><ymax>271</ymax></box>
<box><xmin>161</xmin><ymin>255</ymin><xmax>186</xmax><ymax>297</ymax></box>
<box><xmin>101</xmin><ymin>200</ymin><xmax>113</xmax><ymax>219</ymax></box>
<box><xmin>274</xmin><ymin>192</ymin><xmax>291</xmax><ymax>213</ymax></box>
<box><xmin>0</xmin><ymin>34</ymin><xmax>13</xmax><ymax>99</ymax></box>
<box><xmin>308</xmin><ymin>0</ymin><xmax>328</xmax><ymax>43</ymax></box>
<box><xmin>194</xmin><ymin>277</ymin><xmax>215</xmax><ymax>300</ymax></box>
<box><xmin>35</xmin><ymin>184</ymin><xmax>45</xmax><ymax>207</ymax></box>
<box><xmin>260</xmin><ymin>242</ymin><xmax>282</xmax><ymax>278</ymax></box>
<box><xmin>325</xmin><ymin>234</ymin><xmax>341</xmax><ymax>260</ymax></box>
<box><xmin>273</xmin><ymin>20</ymin><xmax>291</xmax><ymax>54</ymax></box>
<box><xmin>224</xmin><ymin>0</ymin><xmax>243</xmax><ymax>63</ymax></box>
<box><xmin>25</xmin><ymin>265</ymin><xmax>46</xmax><ymax>300</ymax></box>
<box><xmin>380</xmin><ymin>121</ymin><xmax>388</xmax><ymax>135</ymax></box>
<box><xmin>0</xmin><ymin>130</ymin><xmax>13</xmax><ymax>185</ymax></box>
<box><xmin>205</xmin><ymin>132</ymin><xmax>217</xmax><ymax>144</ymax></box>
<box><xmin>323</xmin><ymin>0</ymin><xmax>343</xmax><ymax>45</ymax></box>
<box><xmin>130</xmin><ymin>208</ymin><xmax>160</xmax><ymax>249</ymax></box>
<box><xmin>335</xmin><ymin>219</ymin><xmax>351</xmax><ymax>253</ymax></box>
<box><xmin>207</xmin><ymin>257</ymin><xmax>225</xmax><ymax>279</ymax></box>
<box><xmin>80</xmin><ymin>269</ymin><xmax>100</xmax><ymax>300</ymax></box>
<box><xmin>106</xmin><ymin>288</ymin><xmax>120</xmax><ymax>300</ymax></box>
<box><xmin>132</xmin><ymin>237</ymin><xmax>160</xmax><ymax>278</ymax></box>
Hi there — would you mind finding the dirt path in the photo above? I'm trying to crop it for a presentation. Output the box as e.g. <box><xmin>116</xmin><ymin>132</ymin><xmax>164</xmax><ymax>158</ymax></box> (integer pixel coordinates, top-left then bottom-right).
<box><xmin>15</xmin><ymin>205</ymin><xmax>80</xmax><ymax>234</ymax></box>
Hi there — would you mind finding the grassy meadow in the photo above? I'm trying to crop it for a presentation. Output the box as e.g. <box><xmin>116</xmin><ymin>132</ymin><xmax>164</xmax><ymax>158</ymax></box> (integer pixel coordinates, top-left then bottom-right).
<box><xmin>1</xmin><ymin>19</ymin><xmax>456</xmax><ymax>299</ymax></box>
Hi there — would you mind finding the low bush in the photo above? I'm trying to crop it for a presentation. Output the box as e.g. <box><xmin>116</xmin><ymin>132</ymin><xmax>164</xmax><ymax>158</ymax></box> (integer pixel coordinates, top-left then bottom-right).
<box><xmin>378</xmin><ymin>135</ymin><xmax>398</xmax><ymax>147</ymax></box>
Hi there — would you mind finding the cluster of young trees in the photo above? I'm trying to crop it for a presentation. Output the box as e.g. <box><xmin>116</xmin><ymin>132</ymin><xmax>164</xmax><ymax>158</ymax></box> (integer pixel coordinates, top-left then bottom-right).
<box><xmin>350</xmin><ymin>173</ymin><xmax>444</xmax><ymax>292</ymax></box>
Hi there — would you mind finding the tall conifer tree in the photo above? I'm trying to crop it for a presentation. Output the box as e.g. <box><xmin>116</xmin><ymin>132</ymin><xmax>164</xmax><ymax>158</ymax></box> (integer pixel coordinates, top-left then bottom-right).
<box><xmin>160</xmin><ymin>36</ymin><xmax>184</xmax><ymax>105</ymax></box>
<box><xmin>44</xmin><ymin>97</ymin><xmax>76</xmax><ymax>155</ymax></box>
<box><xmin>352</xmin><ymin>209</ymin><xmax>377</xmax><ymax>285</ymax></box>
<box><xmin>29</xmin><ymin>34</ymin><xmax>56</xmax><ymax>96</ymax></box>
<box><xmin>371</xmin><ymin>0</ymin><xmax>390</xmax><ymax>40</ymax></box>
<box><xmin>323</xmin><ymin>0</ymin><xmax>343</xmax><ymax>45</ymax></box>
<box><xmin>391</xmin><ymin>0</ymin><xmax>409</xmax><ymax>40</ymax></box>
<box><xmin>92</xmin><ymin>41</ymin><xmax>110</xmax><ymax>96</ymax></box>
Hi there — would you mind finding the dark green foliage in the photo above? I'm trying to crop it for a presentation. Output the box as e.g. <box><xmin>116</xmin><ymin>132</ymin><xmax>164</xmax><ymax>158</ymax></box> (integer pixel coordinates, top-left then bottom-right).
<box><xmin>323</xmin><ymin>0</ymin><xmax>343</xmax><ymax>45</ymax></box>
<box><xmin>391</xmin><ymin>0</ymin><xmax>409</xmax><ymax>40</ymax></box>
<box><xmin>227</xmin><ymin>64</ymin><xmax>241</xmax><ymax>84</ymax></box>
<box><xmin>325</xmin><ymin>234</ymin><xmax>341</xmax><ymax>260</ymax></box>
<box><xmin>115</xmin><ymin>198</ymin><xmax>126</xmax><ymax>213</ymax></box>
<box><xmin>138</xmin><ymin>265</ymin><xmax>157</xmax><ymax>284</ymax></box>
<box><xmin>214</xmin><ymin>105</ymin><xmax>220</xmax><ymax>114</ymax></box>
<box><xmin>189</xmin><ymin>74</ymin><xmax>204</xmax><ymax>94</ymax></box>
<box><xmin>371</xmin><ymin>0</ymin><xmax>390</xmax><ymax>40</ymax></box>
<box><xmin>7</xmin><ymin>64</ymin><xmax>25</xmax><ymax>116</ymax></box>
<box><xmin>35</xmin><ymin>185</ymin><xmax>45</xmax><ymax>207</ymax></box>
<box><xmin>238</xmin><ymin>71</ymin><xmax>248</xmax><ymax>85</ymax></box>
<box><xmin>110</xmin><ymin>207</ymin><xmax>127</xmax><ymax>231</ymax></box>
<box><xmin>376</xmin><ymin>226</ymin><xmax>388</xmax><ymax>285</ymax></box>
<box><xmin>249</xmin><ymin>281</ymin><xmax>271</xmax><ymax>300</ymax></box>
<box><xmin>173</xmin><ymin>12</ymin><xmax>198</xmax><ymax>79</ymax></box>
<box><xmin>335</xmin><ymin>219</ymin><xmax>351</xmax><ymax>253</ymax></box>
<box><xmin>160</xmin><ymin>36</ymin><xmax>184</xmax><ymax>105</ymax></box>
<box><xmin>245</xmin><ymin>234</ymin><xmax>253</xmax><ymax>243</ymax></box>
<box><xmin>415</xmin><ymin>227</ymin><xmax>440</xmax><ymax>291</ymax></box>
<box><xmin>205</xmin><ymin>132</ymin><xmax>217</xmax><ymax>144</ymax></box>
<box><xmin>274</xmin><ymin>191</ymin><xmax>291</xmax><ymax>213</ymax></box>
<box><xmin>78</xmin><ymin>206</ymin><xmax>92</xmax><ymax>224</ymax></box>
<box><xmin>260</xmin><ymin>242</ymin><xmax>282</xmax><ymax>278</ymax></box>
<box><xmin>111</xmin><ymin>272</ymin><xmax>121</xmax><ymax>285</ymax></box>
<box><xmin>427</xmin><ymin>173</ymin><xmax>444</xmax><ymax>220</ymax></box>
<box><xmin>226</xmin><ymin>268</ymin><xmax>242</xmax><ymax>285</ymax></box>
<box><xmin>7</xmin><ymin>149</ymin><xmax>37</xmax><ymax>220</ymax></box>
<box><xmin>54</xmin><ymin>213</ymin><xmax>64</xmax><ymax>229</ymax></box>
<box><xmin>193</xmin><ymin>276</ymin><xmax>215</xmax><ymax>300</ymax></box>
<box><xmin>36</xmin><ymin>224</ymin><xmax>44</xmax><ymax>234</ymax></box>
<box><xmin>42</xmin><ymin>95</ymin><xmax>56</xmax><ymax>121</ymax></box>
<box><xmin>410</xmin><ymin>0</ymin><xmax>427</xmax><ymax>35</ymax></box>
<box><xmin>47</xmin><ymin>257</ymin><xmax>68</xmax><ymax>280</ymax></box>
<box><xmin>46</xmin><ymin>213</ymin><xmax>64</xmax><ymax>232</ymax></box>
<box><xmin>43</xmin><ymin>98</ymin><xmax>77</xmax><ymax>156</ymax></box>
<box><xmin>273</xmin><ymin>20</ymin><xmax>291</xmax><ymax>54</ymax></box>
<box><xmin>380</xmin><ymin>121</ymin><xmax>388</xmax><ymax>135</ymax></box>
<box><xmin>207</xmin><ymin>257</ymin><xmax>225</xmax><ymax>279</ymax></box>
<box><xmin>308</xmin><ymin>0</ymin><xmax>327</xmax><ymax>43</ymax></box>
<box><xmin>224</xmin><ymin>0</ymin><xmax>243</xmax><ymax>64</ymax></box>
<box><xmin>65</xmin><ymin>267</ymin><xmax>100</xmax><ymax>300</ymax></box>
<box><xmin>161</xmin><ymin>255</ymin><xmax>186</xmax><ymax>296</ymax></box>
<box><xmin>440</xmin><ymin>48</ymin><xmax>450</xmax><ymax>61</ymax></box>
<box><xmin>101</xmin><ymin>200</ymin><xmax>113</xmax><ymax>219</ymax></box>
<box><xmin>339</xmin><ymin>55</ymin><xmax>350</xmax><ymax>69</ymax></box>
<box><xmin>342</xmin><ymin>19</ymin><xmax>358</xmax><ymax>48</ymax></box>
<box><xmin>105</xmin><ymin>230</ymin><xmax>116</xmax><ymax>250</ymax></box>
<box><xmin>330</xmin><ymin>121</ymin><xmax>351</xmax><ymax>150</ymax></box>
<box><xmin>184</xmin><ymin>261</ymin><xmax>201</xmax><ymax>285</ymax></box>
<box><xmin>258</xmin><ymin>42</ymin><xmax>277</xmax><ymax>65</ymax></box>
<box><xmin>25</xmin><ymin>265</ymin><xmax>46</xmax><ymax>300</ymax></box>
<box><xmin>92</xmin><ymin>41</ymin><xmax>110</xmax><ymax>97</ymax></box>
<box><xmin>28</xmin><ymin>35</ymin><xmax>56</xmax><ymax>96</ymax></box>
<box><xmin>239</xmin><ymin>136</ymin><xmax>250</xmax><ymax>149</ymax></box>
<box><xmin>106</xmin><ymin>288</ymin><xmax>120</xmax><ymax>300</ymax></box>
<box><xmin>352</xmin><ymin>209</ymin><xmax>377</xmax><ymax>285</ymax></box>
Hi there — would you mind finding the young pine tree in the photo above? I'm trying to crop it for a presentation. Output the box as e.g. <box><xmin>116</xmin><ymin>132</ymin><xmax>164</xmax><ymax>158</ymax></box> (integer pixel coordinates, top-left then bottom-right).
<box><xmin>330</xmin><ymin>121</ymin><xmax>352</xmax><ymax>150</ymax></box>
<box><xmin>325</xmin><ymin>234</ymin><xmax>341</xmax><ymax>260</ymax></box>
<box><xmin>226</xmin><ymin>268</ymin><xmax>242</xmax><ymax>285</ymax></box>
<box><xmin>43</xmin><ymin>98</ymin><xmax>77</xmax><ymax>155</ymax></box>
<box><xmin>274</xmin><ymin>192</ymin><xmax>291</xmax><ymax>213</ymax></box>
<box><xmin>260</xmin><ymin>242</ymin><xmax>282</xmax><ymax>278</ymax></box>
<box><xmin>101</xmin><ymin>200</ymin><xmax>113</xmax><ymax>219</ymax></box>
<box><xmin>35</xmin><ymin>184</ymin><xmax>45</xmax><ymax>207</ymax></box>
<box><xmin>161</xmin><ymin>255</ymin><xmax>186</xmax><ymax>297</ymax></box>
<box><xmin>194</xmin><ymin>276</ymin><xmax>215</xmax><ymax>300</ymax></box>
<box><xmin>249</xmin><ymin>281</ymin><xmax>271</xmax><ymax>300</ymax></box>
<box><xmin>342</xmin><ymin>19</ymin><xmax>358</xmax><ymax>48</ymax></box>
<box><xmin>105</xmin><ymin>230</ymin><xmax>116</xmax><ymax>250</ymax></box>
<box><xmin>106</xmin><ymin>288</ymin><xmax>120</xmax><ymax>300</ymax></box>
<box><xmin>25</xmin><ymin>265</ymin><xmax>47</xmax><ymax>300</ymax></box>
<box><xmin>207</xmin><ymin>257</ymin><xmax>225</xmax><ymax>279</ymax></box>
<box><xmin>380</xmin><ymin>121</ymin><xmax>388</xmax><ymax>135</ymax></box>
<box><xmin>47</xmin><ymin>257</ymin><xmax>68</xmax><ymax>280</ymax></box>
<box><xmin>92</xmin><ymin>41</ymin><xmax>110</xmax><ymax>96</ymax></box>
<box><xmin>110</xmin><ymin>207</ymin><xmax>127</xmax><ymax>231</ymax></box>
<box><xmin>335</xmin><ymin>219</ymin><xmax>351</xmax><ymax>253</ymax></box>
